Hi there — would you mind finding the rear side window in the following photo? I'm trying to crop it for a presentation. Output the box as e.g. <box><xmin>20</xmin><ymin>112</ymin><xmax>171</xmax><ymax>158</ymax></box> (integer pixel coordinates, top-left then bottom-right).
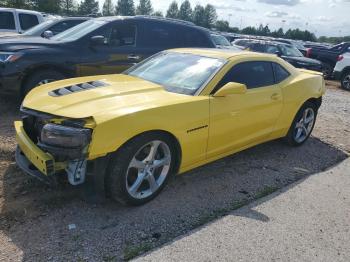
<box><xmin>183</xmin><ymin>29</ymin><xmax>211</xmax><ymax>47</ymax></box>
<box><xmin>142</xmin><ymin>23</ymin><xmax>181</xmax><ymax>48</ymax></box>
<box><xmin>19</xmin><ymin>14</ymin><xmax>39</xmax><ymax>30</ymax></box>
<box><xmin>218</xmin><ymin>61</ymin><xmax>275</xmax><ymax>89</ymax></box>
<box><xmin>0</xmin><ymin>11</ymin><xmax>15</xmax><ymax>30</ymax></box>
<box><xmin>272</xmin><ymin>63</ymin><xmax>290</xmax><ymax>83</ymax></box>
<box><xmin>48</xmin><ymin>20</ymin><xmax>85</xmax><ymax>35</ymax></box>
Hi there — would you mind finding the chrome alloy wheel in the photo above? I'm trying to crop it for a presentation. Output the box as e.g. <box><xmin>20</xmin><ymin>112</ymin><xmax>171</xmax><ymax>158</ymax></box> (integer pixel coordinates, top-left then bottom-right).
<box><xmin>342</xmin><ymin>74</ymin><xmax>350</xmax><ymax>90</ymax></box>
<box><xmin>126</xmin><ymin>140</ymin><xmax>171</xmax><ymax>199</ymax></box>
<box><xmin>294</xmin><ymin>108</ymin><xmax>315</xmax><ymax>143</ymax></box>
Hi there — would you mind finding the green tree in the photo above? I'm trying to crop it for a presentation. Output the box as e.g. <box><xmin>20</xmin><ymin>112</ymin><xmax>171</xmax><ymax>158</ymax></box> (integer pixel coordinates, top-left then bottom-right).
<box><xmin>192</xmin><ymin>4</ymin><xmax>205</xmax><ymax>26</ymax></box>
<box><xmin>102</xmin><ymin>0</ymin><xmax>114</xmax><ymax>16</ymax></box>
<box><xmin>178</xmin><ymin>0</ymin><xmax>192</xmax><ymax>21</ymax></box>
<box><xmin>215</xmin><ymin>20</ymin><xmax>230</xmax><ymax>32</ymax></box>
<box><xmin>166</xmin><ymin>1</ymin><xmax>179</xmax><ymax>19</ymax></box>
<box><xmin>5</xmin><ymin>0</ymin><xmax>30</xmax><ymax>9</ymax></box>
<box><xmin>115</xmin><ymin>0</ymin><xmax>135</xmax><ymax>16</ymax></box>
<box><xmin>152</xmin><ymin>10</ymin><xmax>163</xmax><ymax>17</ymax></box>
<box><xmin>61</xmin><ymin>0</ymin><xmax>77</xmax><ymax>15</ymax></box>
<box><xmin>203</xmin><ymin>4</ymin><xmax>217</xmax><ymax>28</ymax></box>
<box><xmin>79</xmin><ymin>0</ymin><xmax>99</xmax><ymax>15</ymax></box>
<box><xmin>136</xmin><ymin>0</ymin><xmax>153</xmax><ymax>15</ymax></box>
<box><xmin>32</xmin><ymin>0</ymin><xmax>62</xmax><ymax>13</ymax></box>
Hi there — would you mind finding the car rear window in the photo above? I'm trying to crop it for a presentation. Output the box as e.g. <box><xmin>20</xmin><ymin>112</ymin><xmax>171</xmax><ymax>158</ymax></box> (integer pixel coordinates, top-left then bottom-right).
<box><xmin>19</xmin><ymin>13</ymin><xmax>39</xmax><ymax>30</ymax></box>
<box><xmin>0</xmin><ymin>11</ymin><xmax>16</xmax><ymax>30</ymax></box>
<box><xmin>272</xmin><ymin>63</ymin><xmax>290</xmax><ymax>83</ymax></box>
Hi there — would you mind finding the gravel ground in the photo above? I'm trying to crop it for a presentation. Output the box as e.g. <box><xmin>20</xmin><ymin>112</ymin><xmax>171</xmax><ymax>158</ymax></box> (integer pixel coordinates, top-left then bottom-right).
<box><xmin>0</xmin><ymin>82</ymin><xmax>349</xmax><ymax>261</ymax></box>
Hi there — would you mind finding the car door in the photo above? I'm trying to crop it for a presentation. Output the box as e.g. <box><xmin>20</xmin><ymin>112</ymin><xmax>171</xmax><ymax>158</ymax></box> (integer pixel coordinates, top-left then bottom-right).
<box><xmin>207</xmin><ymin>61</ymin><xmax>283</xmax><ymax>158</ymax></box>
<box><xmin>79</xmin><ymin>20</ymin><xmax>142</xmax><ymax>76</ymax></box>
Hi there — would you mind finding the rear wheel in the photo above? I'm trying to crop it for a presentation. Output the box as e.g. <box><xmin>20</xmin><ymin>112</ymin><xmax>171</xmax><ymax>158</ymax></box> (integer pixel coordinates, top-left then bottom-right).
<box><xmin>285</xmin><ymin>102</ymin><xmax>317</xmax><ymax>146</ymax></box>
<box><xmin>340</xmin><ymin>71</ymin><xmax>350</xmax><ymax>91</ymax></box>
<box><xmin>22</xmin><ymin>70</ymin><xmax>65</xmax><ymax>96</ymax></box>
<box><xmin>106</xmin><ymin>133</ymin><xmax>177</xmax><ymax>206</ymax></box>
<box><xmin>321</xmin><ymin>62</ymin><xmax>333</xmax><ymax>79</ymax></box>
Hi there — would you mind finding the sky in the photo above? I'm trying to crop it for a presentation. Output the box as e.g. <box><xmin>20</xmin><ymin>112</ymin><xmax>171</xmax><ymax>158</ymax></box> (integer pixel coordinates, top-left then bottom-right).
<box><xmin>96</xmin><ymin>0</ymin><xmax>350</xmax><ymax>37</ymax></box>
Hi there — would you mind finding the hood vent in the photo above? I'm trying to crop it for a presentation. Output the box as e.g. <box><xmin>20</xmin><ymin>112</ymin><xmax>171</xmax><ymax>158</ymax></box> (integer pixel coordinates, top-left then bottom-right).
<box><xmin>48</xmin><ymin>80</ymin><xmax>108</xmax><ymax>97</ymax></box>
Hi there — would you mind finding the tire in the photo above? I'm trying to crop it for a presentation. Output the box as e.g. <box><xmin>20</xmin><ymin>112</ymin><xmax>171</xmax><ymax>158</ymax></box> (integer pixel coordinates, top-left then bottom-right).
<box><xmin>321</xmin><ymin>62</ymin><xmax>333</xmax><ymax>79</ymax></box>
<box><xmin>340</xmin><ymin>70</ymin><xmax>350</xmax><ymax>91</ymax></box>
<box><xmin>22</xmin><ymin>70</ymin><xmax>65</xmax><ymax>96</ymax></box>
<box><xmin>105</xmin><ymin>132</ymin><xmax>178</xmax><ymax>206</ymax></box>
<box><xmin>285</xmin><ymin>101</ymin><xmax>318</xmax><ymax>146</ymax></box>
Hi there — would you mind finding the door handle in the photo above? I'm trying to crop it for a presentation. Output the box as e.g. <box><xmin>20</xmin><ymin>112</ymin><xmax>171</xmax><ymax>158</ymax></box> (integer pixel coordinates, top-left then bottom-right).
<box><xmin>128</xmin><ymin>54</ymin><xmax>141</xmax><ymax>60</ymax></box>
<box><xmin>271</xmin><ymin>93</ymin><xmax>280</xmax><ymax>100</ymax></box>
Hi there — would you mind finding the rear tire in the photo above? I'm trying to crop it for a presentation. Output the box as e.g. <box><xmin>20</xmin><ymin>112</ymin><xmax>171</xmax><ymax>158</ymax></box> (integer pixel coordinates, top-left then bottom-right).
<box><xmin>321</xmin><ymin>62</ymin><xmax>333</xmax><ymax>79</ymax></box>
<box><xmin>22</xmin><ymin>70</ymin><xmax>65</xmax><ymax>97</ymax></box>
<box><xmin>340</xmin><ymin>70</ymin><xmax>350</xmax><ymax>91</ymax></box>
<box><xmin>285</xmin><ymin>101</ymin><xmax>318</xmax><ymax>146</ymax></box>
<box><xmin>105</xmin><ymin>132</ymin><xmax>177</xmax><ymax>206</ymax></box>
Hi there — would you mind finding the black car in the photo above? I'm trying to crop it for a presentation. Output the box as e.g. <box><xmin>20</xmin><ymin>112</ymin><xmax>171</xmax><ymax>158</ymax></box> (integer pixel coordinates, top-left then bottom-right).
<box><xmin>0</xmin><ymin>16</ymin><xmax>216</xmax><ymax>96</ymax></box>
<box><xmin>273</xmin><ymin>38</ymin><xmax>308</xmax><ymax>56</ymax></box>
<box><xmin>246</xmin><ymin>40</ymin><xmax>323</xmax><ymax>72</ymax></box>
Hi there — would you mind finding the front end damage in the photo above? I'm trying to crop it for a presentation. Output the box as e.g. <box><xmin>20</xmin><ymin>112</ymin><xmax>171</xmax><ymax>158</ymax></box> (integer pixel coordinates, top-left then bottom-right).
<box><xmin>15</xmin><ymin>107</ymin><xmax>96</xmax><ymax>186</ymax></box>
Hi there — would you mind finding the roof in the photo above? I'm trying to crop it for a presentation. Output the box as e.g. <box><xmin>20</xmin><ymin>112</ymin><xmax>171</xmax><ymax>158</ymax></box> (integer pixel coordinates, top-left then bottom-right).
<box><xmin>170</xmin><ymin>48</ymin><xmax>277</xmax><ymax>60</ymax></box>
<box><xmin>0</xmin><ymin>7</ymin><xmax>42</xmax><ymax>15</ymax></box>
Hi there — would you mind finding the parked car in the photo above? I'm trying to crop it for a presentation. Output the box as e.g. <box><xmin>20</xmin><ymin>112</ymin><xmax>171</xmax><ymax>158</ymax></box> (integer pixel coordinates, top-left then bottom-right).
<box><xmin>15</xmin><ymin>49</ymin><xmax>325</xmax><ymax>205</ymax></box>
<box><xmin>273</xmin><ymin>39</ymin><xmax>308</xmax><ymax>56</ymax></box>
<box><xmin>0</xmin><ymin>8</ymin><xmax>48</xmax><ymax>35</ymax></box>
<box><xmin>231</xmin><ymin>38</ymin><xmax>252</xmax><ymax>50</ymax></box>
<box><xmin>245</xmin><ymin>40</ymin><xmax>323</xmax><ymax>72</ymax></box>
<box><xmin>333</xmin><ymin>52</ymin><xmax>350</xmax><ymax>90</ymax></box>
<box><xmin>2</xmin><ymin>17</ymin><xmax>90</xmax><ymax>39</ymax></box>
<box><xmin>0</xmin><ymin>16</ymin><xmax>216</xmax><ymax>97</ymax></box>
<box><xmin>306</xmin><ymin>42</ymin><xmax>350</xmax><ymax>78</ymax></box>
<box><xmin>210</xmin><ymin>33</ymin><xmax>239</xmax><ymax>50</ymax></box>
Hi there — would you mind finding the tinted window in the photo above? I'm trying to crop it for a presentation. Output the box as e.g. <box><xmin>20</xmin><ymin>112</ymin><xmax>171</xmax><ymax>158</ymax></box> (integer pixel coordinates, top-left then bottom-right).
<box><xmin>98</xmin><ymin>23</ymin><xmax>136</xmax><ymax>47</ymax></box>
<box><xmin>19</xmin><ymin>14</ymin><xmax>39</xmax><ymax>30</ymax></box>
<box><xmin>266</xmin><ymin>45</ymin><xmax>279</xmax><ymax>54</ymax></box>
<box><xmin>183</xmin><ymin>29</ymin><xmax>211</xmax><ymax>47</ymax></box>
<box><xmin>48</xmin><ymin>20</ymin><xmax>85</xmax><ymax>35</ymax></box>
<box><xmin>273</xmin><ymin>63</ymin><xmax>290</xmax><ymax>83</ymax></box>
<box><xmin>218</xmin><ymin>61</ymin><xmax>275</xmax><ymax>89</ymax></box>
<box><xmin>142</xmin><ymin>23</ymin><xmax>181</xmax><ymax>48</ymax></box>
<box><xmin>0</xmin><ymin>11</ymin><xmax>15</xmax><ymax>30</ymax></box>
<box><xmin>249</xmin><ymin>43</ymin><xmax>264</xmax><ymax>52</ymax></box>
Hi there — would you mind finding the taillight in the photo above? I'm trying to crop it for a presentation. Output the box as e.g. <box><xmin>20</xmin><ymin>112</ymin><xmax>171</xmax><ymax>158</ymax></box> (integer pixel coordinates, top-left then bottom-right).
<box><xmin>337</xmin><ymin>55</ymin><xmax>344</xmax><ymax>61</ymax></box>
<box><xmin>306</xmin><ymin>48</ymin><xmax>311</xmax><ymax>57</ymax></box>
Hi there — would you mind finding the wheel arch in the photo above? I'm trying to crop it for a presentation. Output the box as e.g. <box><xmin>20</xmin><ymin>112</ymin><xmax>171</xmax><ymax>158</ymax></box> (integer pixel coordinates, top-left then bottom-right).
<box><xmin>341</xmin><ymin>66</ymin><xmax>350</xmax><ymax>78</ymax></box>
<box><xmin>305</xmin><ymin>97</ymin><xmax>322</xmax><ymax>110</ymax></box>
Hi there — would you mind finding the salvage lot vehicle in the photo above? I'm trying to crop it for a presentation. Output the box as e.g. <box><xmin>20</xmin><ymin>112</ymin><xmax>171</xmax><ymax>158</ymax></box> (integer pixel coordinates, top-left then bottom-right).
<box><xmin>15</xmin><ymin>49</ymin><xmax>325</xmax><ymax>205</ymax></box>
<box><xmin>0</xmin><ymin>16</ymin><xmax>215</xmax><ymax>97</ymax></box>
<box><xmin>245</xmin><ymin>40</ymin><xmax>323</xmax><ymax>72</ymax></box>
<box><xmin>333</xmin><ymin>52</ymin><xmax>350</xmax><ymax>91</ymax></box>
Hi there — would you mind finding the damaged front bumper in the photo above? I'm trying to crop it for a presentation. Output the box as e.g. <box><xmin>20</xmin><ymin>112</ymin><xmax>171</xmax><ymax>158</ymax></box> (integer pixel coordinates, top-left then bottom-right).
<box><xmin>15</xmin><ymin>121</ymin><xmax>87</xmax><ymax>185</ymax></box>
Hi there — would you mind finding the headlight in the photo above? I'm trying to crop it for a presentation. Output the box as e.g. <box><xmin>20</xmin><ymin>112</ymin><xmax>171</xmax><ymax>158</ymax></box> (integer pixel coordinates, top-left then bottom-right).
<box><xmin>41</xmin><ymin>123</ymin><xmax>91</xmax><ymax>149</ymax></box>
<box><xmin>0</xmin><ymin>52</ymin><xmax>22</xmax><ymax>62</ymax></box>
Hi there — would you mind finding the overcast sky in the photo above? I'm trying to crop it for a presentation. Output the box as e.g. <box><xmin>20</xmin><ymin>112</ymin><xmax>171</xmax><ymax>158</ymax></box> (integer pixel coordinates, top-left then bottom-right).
<box><xmin>96</xmin><ymin>0</ymin><xmax>350</xmax><ymax>37</ymax></box>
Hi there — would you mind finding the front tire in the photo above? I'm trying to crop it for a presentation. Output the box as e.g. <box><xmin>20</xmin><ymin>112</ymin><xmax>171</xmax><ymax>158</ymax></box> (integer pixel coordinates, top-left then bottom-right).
<box><xmin>106</xmin><ymin>133</ymin><xmax>177</xmax><ymax>206</ymax></box>
<box><xmin>285</xmin><ymin>102</ymin><xmax>318</xmax><ymax>146</ymax></box>
<box><xmin>340</xmin><ymin>71</ymin><xmax>350</xmax><ymax>91</ymax></box>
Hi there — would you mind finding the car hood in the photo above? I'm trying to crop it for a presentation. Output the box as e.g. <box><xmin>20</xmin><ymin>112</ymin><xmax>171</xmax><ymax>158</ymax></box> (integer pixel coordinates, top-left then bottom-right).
<box><xmin>22</xmin><ymin>74</ymin><xmax>195</xmax><ymax>123</ymax></box>
<box><xmin>0</xmin><ymin>37</ymin><xmax>58</xmax><ymax>51</ymax></box>
<box><xmin>284</xmin><ymin>56</ymin><xmax>321</xmax><ymax>65</ymax></box>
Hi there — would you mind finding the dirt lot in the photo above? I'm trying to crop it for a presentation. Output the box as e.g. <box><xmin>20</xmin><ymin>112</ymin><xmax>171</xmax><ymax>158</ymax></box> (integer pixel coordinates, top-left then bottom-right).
<box><xmin>0</xmin><ymin>81</ymin><xmax>349</xmax><ymax>261</ymax></box>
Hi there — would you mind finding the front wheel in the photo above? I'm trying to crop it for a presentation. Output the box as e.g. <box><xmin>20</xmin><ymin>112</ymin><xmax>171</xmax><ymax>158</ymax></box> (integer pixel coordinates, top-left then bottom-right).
<box><xmin>285</xmin><ymin>102</ymin><xmax>317</xmax><ymax>146</ymax></box>
<box><xmin>106</xmin><ymin>133</ymin><xmax>177</xmax><ymax>206</ymax></box>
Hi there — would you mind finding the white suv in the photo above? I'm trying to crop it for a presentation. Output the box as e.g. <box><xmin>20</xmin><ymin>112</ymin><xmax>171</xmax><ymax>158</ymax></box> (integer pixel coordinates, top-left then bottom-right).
<box><xmin>0</xmin><ymin>8</ymin><xmax>48</xmax><ymax>35</ymax></box>
<box><xmin>334</xmin><ymin>52</ymin><xmax>350</xmax><ymax>91</ymax></box>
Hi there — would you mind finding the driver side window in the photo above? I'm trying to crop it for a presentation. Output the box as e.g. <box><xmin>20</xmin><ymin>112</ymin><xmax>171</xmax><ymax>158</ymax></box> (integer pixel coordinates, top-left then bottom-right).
<box><xmin>98</xmin><ymin>23</ymin><xmax>136</xmax><ymax>47</ymax></box>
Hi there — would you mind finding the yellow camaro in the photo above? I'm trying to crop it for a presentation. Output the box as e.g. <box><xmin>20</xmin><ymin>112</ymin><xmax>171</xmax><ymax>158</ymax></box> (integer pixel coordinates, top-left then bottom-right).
<box><xmin>15</xmin><ymin>49</ymin><xmax>325</xmax><ymax>205</ymax></box>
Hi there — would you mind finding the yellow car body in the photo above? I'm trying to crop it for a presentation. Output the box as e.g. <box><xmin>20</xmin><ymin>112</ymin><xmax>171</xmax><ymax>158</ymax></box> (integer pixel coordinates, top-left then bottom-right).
<box><xmin>15</xmin><ymin>49</ymin><xmax>325</xmax><ymax>197</ymax></box>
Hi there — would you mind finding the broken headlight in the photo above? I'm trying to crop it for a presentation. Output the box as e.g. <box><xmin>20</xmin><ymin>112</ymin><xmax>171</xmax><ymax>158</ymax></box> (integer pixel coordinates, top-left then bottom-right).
<box><xmin>41</xmin><ymin>123</ymin><xmax>91</xmax><ymax>149</ymax></box>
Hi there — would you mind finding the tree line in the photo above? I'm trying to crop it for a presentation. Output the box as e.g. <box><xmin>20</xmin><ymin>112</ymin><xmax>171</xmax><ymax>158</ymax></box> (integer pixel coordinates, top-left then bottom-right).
<box><xmin>2</xmin><ymin>0</ymin><xmax>345</xmax><ymax>43</ymax></box>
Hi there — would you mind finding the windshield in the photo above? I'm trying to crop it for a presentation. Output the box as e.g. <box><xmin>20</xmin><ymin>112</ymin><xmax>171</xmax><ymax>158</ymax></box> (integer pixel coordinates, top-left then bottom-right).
<box><xmin>280</xmin><ymin>45</ymin><xmax>303</xmax><ymax>57</ymax></box>
<box><xmin>211</xmin><ymin>34</ymin><xmax>232</xmax><ymax>46</ymax></box>
<box><xmin>292</xmin><ymin>41</ymin><xmax>305</xmax><ymax>50</ymax></box>
<box><xmin>125</xmin><ymin>52</ymin><xmax>226</xmax><ymax>95</ymax></box>
<box><xmin>23</xmin><ymin>20</ymin><xmax>55</xmax><ymax>35</ymax></box>
<box><xmin>52</xmin><ymin>20</ymin><xmax>107</xmax><ymax>42</ymax></box>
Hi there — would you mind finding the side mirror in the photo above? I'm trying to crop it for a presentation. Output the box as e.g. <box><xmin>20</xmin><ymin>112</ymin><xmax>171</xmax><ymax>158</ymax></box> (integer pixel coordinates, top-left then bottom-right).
<box><xmin>43</xmin><ymin>30</ymin><xmax>53</xmax><ymax>38</ymax></box>
<box><xmin>90</xmin><ymin>35</ymin><xmax>105</xmax><ymax>46</ymax></box>
<box><xmin>275</xmin><ymin>51</ymin><xmax>282</xmax><ymax>57</ymax></box>
<box><xmin>213</xmin><ymin>82</ymin><xmax>247</xmax><ymax>97</ymax></box>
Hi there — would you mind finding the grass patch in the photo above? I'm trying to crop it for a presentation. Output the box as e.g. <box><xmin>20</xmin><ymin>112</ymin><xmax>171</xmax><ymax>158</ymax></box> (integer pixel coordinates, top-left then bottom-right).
<box><xmin>123</xmin><ymin>242</ymin><xmax>153</xmax><ymax>261</ymax></box>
